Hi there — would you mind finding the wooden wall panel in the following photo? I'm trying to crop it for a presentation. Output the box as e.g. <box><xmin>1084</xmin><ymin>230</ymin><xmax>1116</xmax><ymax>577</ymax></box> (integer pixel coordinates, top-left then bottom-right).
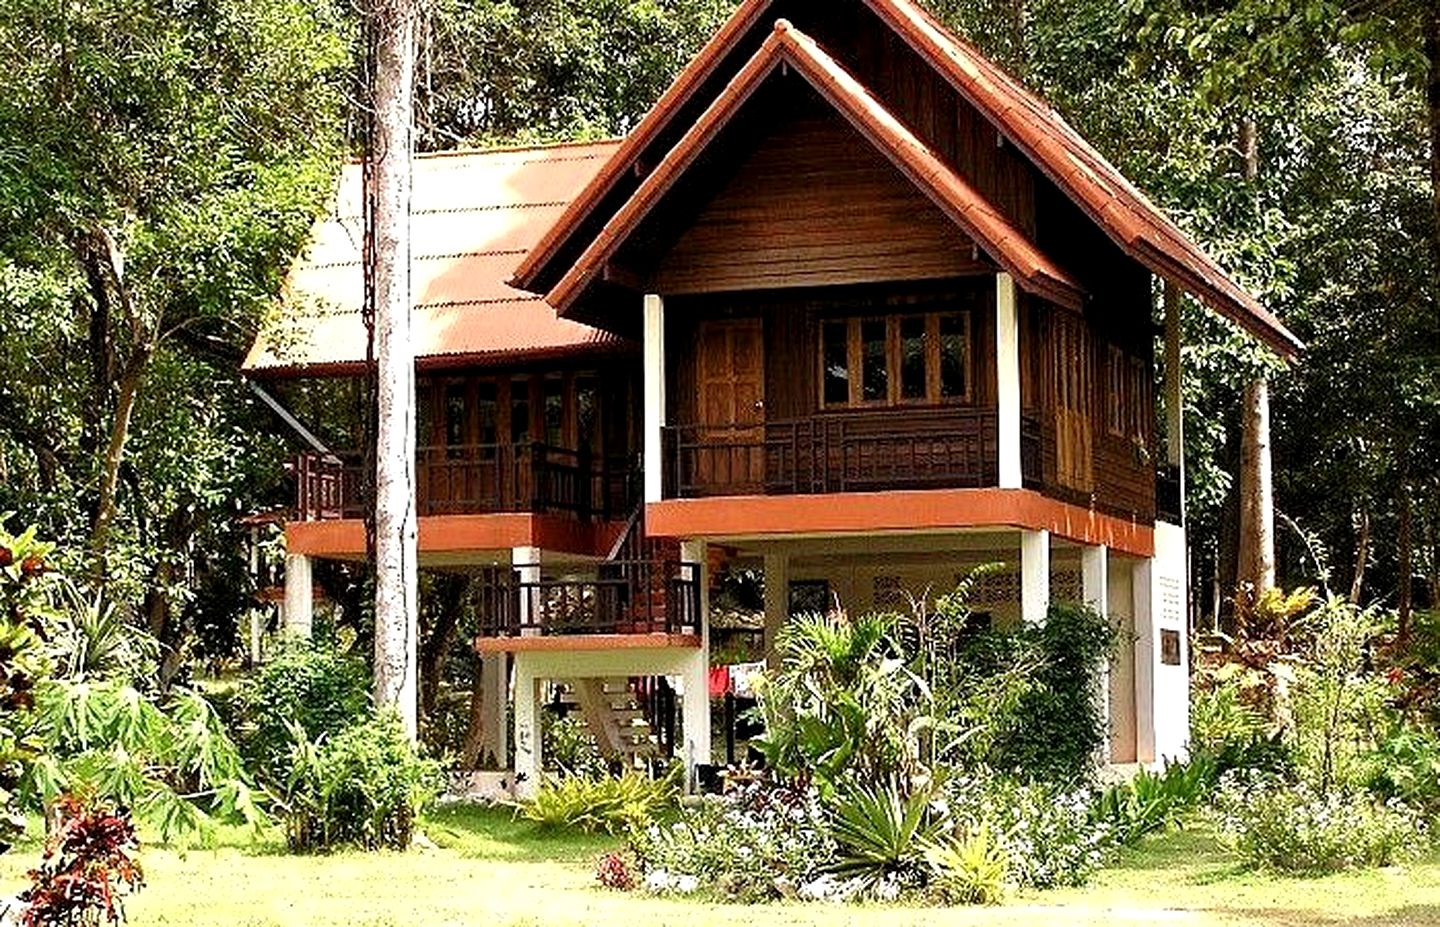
<box><xmin>650</xmin><ymin>111</ymin><xmax>987</xmax><ymax>295</ymax></box>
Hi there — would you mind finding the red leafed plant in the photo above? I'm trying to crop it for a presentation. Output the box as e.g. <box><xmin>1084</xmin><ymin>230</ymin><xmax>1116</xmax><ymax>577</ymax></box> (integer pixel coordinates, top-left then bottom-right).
<box><xmin>595</xmin><ymin>851</ymin><xmax>635</xmax><ymax>891</ymax></box>
<box><xmin>20</xmin><ymin>795</ymin><xmax>143</xmax><ymax>927</ymax></box>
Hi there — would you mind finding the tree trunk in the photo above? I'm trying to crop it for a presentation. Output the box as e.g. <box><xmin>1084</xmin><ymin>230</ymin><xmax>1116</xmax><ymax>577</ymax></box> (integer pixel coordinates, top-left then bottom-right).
<box><xmin>460</xmin><ymin>657</ymin><xmax>488</xmax><ymax>770</ymax></box>
<box><xmin>1398</xmin><ymin>477</ymin><xmax>1413</xmax><ymax>642</ymax></box>
<box><xmin>1425</xmin><ymin>6</ymin><xmax>1439</xmax><ymax>305</ymax></box>
<box><xmin>369</xmin><ymin>0</ymin><xmax>420</xmax><ymax>738</ymax></box>
<box><xmin>1348</xmin><ymin>507</ymin><xmax>1370</xmax><ymax>604</ymax></box>
<box><xmin>89</xmin><ymin>351</ymin><xmax>149</xmax><ymax>566</ymax></box>
<box><xmin>1237</xmin><ymin>377</ymin><xmax>1276</xmax><ymax>592</ymax></box>
<box><xmin>419</xmin><ymin>575</ymin><xmax>464</xmax><ymax>722</ymax></box>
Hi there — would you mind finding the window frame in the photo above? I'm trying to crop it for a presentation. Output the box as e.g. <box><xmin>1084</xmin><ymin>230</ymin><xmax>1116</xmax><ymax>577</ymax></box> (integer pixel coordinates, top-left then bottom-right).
<box><xmin>817</xmin><ymin>310</ymin><xmax>973</xmax><ymax>410</ymax></box>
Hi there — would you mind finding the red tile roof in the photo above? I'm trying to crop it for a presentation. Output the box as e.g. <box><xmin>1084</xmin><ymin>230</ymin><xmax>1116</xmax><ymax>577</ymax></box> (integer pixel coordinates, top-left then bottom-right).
<box><xmin>243</xmin><ymin>140</ymin><xmax>629</xmax><ymax>377</ymax></box>
<box><xmin>547</xmin><ymin>22</ymin><xmax>1086</xmax><ymax>314</ymax></box>
<box><xmin>514</xmin><ymin>0</ymin><xmax>1303</xmax><ymax>359</ymax></box>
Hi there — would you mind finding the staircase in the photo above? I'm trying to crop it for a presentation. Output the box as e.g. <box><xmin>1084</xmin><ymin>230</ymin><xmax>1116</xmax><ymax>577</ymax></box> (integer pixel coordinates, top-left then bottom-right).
<box><xmin>603</xmin><ymin>506</ymin><xmax>688</xmax><ymax>635</ymax></box>
<box><xmin>572</xmin><ymin>677</ymin><xmax>662</xmax><ymax>764</ymax></box>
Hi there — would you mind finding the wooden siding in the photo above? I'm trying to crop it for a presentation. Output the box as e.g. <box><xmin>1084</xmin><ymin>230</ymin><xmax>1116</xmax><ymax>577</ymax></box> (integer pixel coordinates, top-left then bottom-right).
<box><xmin>650</xmin><ymin>109</ymin><xmax>987</xmax><ymax>294</ymax></box>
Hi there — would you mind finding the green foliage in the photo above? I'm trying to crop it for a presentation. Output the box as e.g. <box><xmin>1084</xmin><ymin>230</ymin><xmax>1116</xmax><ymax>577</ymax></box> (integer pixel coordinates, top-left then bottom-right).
<box><xmin>1362</xmin><ymin>724</ymin><xmax>1440</xmax><ymax>816</ymax></box>
<box><xmin>944</xmin><ymin>775</ymin><xmax>1111</xmax><ymax>889</ymax></box>
<box><xmin>827</xmin><ymin>779</ymin><xmax>942</xmax><ymax>892</ymax></box>
<box><xmin>236</xmin><ymin>641</ymin><xmax>370</xmax><ymax>782</ymax></box>
<box><xmin>542</xmin><ymin>714</ymin><xmax>606</xmax><ymax>778</ymax></box>
<box><xmin>923</xmin><ymin>824</ymin><xmax>1010</xmax><ymax>906</ymax></box>
<box><xmin>1092</xmin><ymin>758</ymin><xmax>1216</xmax><ymax>847</ymax></box>
<box><xmin>0</xmin><ymin>520</ymin><xmax>57</xmax><ymax>854</ymax></box>
<box><xmin>629</xmin><ymin>779</ymin><xmax>833</xmax><ymax>902</ymax></box>
<box><xmin>521</xmin><ymin>768</ymin><xmax>679</xmax><ymax>836</ymax></box>
<box><xmin>1214</xmin><ymin>774</ymin><xmax>1425</xmax><ymax>874</ymax></box>
<box><xmin>279</xmin><ymin>711</ymin><xmax>443</xmax><ymax>852</ymax></box>
<box><xmin>23</xmin><ymin>678</ymin><xmax>265</xmax><ymax>846</ymax></box>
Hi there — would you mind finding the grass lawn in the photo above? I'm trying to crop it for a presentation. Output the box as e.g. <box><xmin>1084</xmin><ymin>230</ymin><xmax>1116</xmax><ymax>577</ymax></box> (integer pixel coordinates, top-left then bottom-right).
<box><xmin>3</xmin><ymin>805</ymin><xmax>1439</xmax><ymax>927</ymax></box>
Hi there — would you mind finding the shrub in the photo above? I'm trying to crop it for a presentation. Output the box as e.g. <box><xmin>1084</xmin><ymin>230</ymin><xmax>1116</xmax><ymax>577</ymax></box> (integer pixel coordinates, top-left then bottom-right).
<box><xmin>521</xmin><ymin>768</ymin><xmax>679</xmax><ymax>835</ymax></box>
<box><xmin>923</xmin><ymin>824</ymin><xmax>1010</xmax><ymax>906</ymax></box>
<box><xmin>18</xmin><ymin>794</ymin><xmax>143</xmax><ymax>927</ymax></box>
<box><xmin>828</xmin><ymin>779</ymin><xmax>942</xmax><ymax>892</ymax></box>
<box><xmin>1363</xmin><ymin>724</ymin><xmax>1440</xmax><ymax>815</ymax></box>
<box><xmin>279</xmin><ymin>711</ymin><xmax>443</xmax><ymax>852</ymax></box>
<box><xmin>631</xmin><ymin>778</ymin><xmax>834</xmax><ymax>902</ymax></box>
<box><xmin>944</xmin><ymin>774</ymin><xmax>1110</xmax><ymax>888</ymax></box>
<box><xmin>595</xmin><ymin>851</ymin><xmax>636</xmax><ymax>890</ymax></box>
<box><xmin>1091</xmin><ymin>756</ymin><xmax>1216</xmax><ymax>847</ymax></box>
<box><xmin>236</xmin><ymin>641</ymin><xmax>369</xmax><ymax>781</ymax></box>
<box><xmin>0</xmin><ymin>522</ymin><xmax>56</xmax><ymax>855</ymax></box>
<box><xmin>1214</xmin><ymin>773</ymin><xmax>1424</xmax><ymax>874</ymax></box>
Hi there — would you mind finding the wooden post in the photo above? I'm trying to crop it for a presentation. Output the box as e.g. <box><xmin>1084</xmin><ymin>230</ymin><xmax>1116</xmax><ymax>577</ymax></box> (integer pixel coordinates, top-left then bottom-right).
<box><xmin>643</xmin><ymin>294</ymin><xmax>665</xmax><ymax>504</ymax></box>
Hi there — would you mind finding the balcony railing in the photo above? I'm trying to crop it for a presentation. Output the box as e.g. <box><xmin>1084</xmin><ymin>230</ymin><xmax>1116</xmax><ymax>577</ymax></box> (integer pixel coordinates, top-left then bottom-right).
<box><xmin>662</xmin><ymin>408</ymin><xmax>1039</xmax><ymax>499</ymax></box>
<box><xmin>476</xmin><ymin>560</ymin><xmax>701</xmax><ymax>637</ymax></box>
<box><xmin>295</xmin><ymin>443</ymin><xmax>632</xmax><ymax>522</ymax></box>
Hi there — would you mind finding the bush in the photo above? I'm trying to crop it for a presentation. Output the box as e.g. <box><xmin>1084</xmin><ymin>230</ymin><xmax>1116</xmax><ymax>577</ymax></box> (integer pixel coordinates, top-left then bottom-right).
<box><xmin>18</xmin><ymin>794</ymin><xmax>143</xmax><ymax>927</ymax></box>
<box><xmin>631</xmin><ymin>778</ymin><xmax>834</xmax><ymax>902</ymax></box>
<box><xmin>1091</xmin><ymin>757</ymin><xmax>1216</xmax><ymax>847</ymax></box>
<box><xmin>1214</xmin><ymin>773</ymin><xmax>1424</xmax><ymax>874</ymax></box>
<box><xmin>944</xmin><ymin>774</ymin><xmax>1111</xmax><ymax>888</ymax></box>
<box><xmin>279</xmin><ymin>711</ymin><xmax>442</xmax><ymax>852</ymax></box>
<box><xmin>237</xmin><ymin>641</ymin><xmax>369</xmax><ymax>780</ymax></box>
<box><xmin>595</xmin><ymin>851</ymin><xmax>636</xmax><ymax>891</ymax></box>
<box><xmin>1363</xmin><ymin>724</ymin><xmax>1440</xmax><ymax>815</ymax></box>
<box><xmin>521</xmin><ymin>768</ymin><xmax>679</xmax><ymax>835</ymax></box>
<box><xmin>923</xmin><ymin>824</ymin><xmax>1010</xmax><ymax>906</ymax></box>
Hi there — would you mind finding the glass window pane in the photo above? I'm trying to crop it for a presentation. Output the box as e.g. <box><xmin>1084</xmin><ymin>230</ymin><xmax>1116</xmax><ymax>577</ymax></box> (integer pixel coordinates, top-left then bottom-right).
<box><xmin>576</xmin><ymin>376</ymin><xmax>599</xmax><ymax>452</ymax></box>
<box><xmin>861</xmin><ymin>318</ymin><xmax>888</xmax><ymax>402</ymax></box>
<box><xmin>444</xmin><ymin>382</ymin><xmax>467</xmax><ymax>457</ymax></box>
<box><xmin>939</xmin><ymin>314</ymin><xmax>968</xmax><ymax>398</ymax></box>
<box><xmin>510</xmin><ymin>377</ymin><xmax>531</xmax><ymax>445</ymax></box>
<box><xmin>822</xmin><ymin>320</ymin><xmax>849</xmax><ymax>406</ymax></box>
<box><xmin>900</xmin><ymin>316</ymin><xmax>927</xmax><ymax>400</ymax></box>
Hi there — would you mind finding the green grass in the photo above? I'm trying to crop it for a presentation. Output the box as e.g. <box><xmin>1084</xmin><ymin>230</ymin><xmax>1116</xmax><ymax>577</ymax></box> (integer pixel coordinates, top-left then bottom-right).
<box><xmin>3</xmin><ymin>807</ymin><xmax>1439</xmax><ymax>926</ymax></box>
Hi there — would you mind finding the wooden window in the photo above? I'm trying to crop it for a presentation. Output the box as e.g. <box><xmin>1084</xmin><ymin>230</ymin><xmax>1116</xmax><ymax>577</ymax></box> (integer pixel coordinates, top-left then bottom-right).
<box><xmin>819</xmin><ymin>311</ymin><xmax>971</xmax><ymax>408</ymax></box>
<box><xmin>1128</xmin><ymin>357</ymin><xmax>1148</xmax><ymax>441</ymax></box>
<box><xmin>476</xmin><ymin>381</ymin><xmax>498</xmax><ymax>460</ymax></box>
<box><xmin>510</xmin><ymin>376</ymin><xmax>531</xmax><ymax>445</ymax></box>
<box><xmin>443</xmin><ymin>380</ymin><xmax>468</xmax><ymax>458</ymax></box>
<box><xmin>543</xmin><ymin>375</ymin><xmax>566</xmax><ymax>447</ymax></box>
<box><xmin>1050</xmin><ymin>313</ymin><xmax>1093</xmax><ymax>491</ymax></box>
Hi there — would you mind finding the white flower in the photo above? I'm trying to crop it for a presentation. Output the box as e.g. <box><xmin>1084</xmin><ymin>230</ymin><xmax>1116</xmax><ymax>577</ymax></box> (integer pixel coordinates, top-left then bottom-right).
<box><xmin>675</xmin><ymin>875</ymin><xmax>699</xmax><ymax>894</ymax></box>
<box><xmin>645</xmin><ymin>869</ymin><xmax>673</xmax><ymax>891</ymax></box>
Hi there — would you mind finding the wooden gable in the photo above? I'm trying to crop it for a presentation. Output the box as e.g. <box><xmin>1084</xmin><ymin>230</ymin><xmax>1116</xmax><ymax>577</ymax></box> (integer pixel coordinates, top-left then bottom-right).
<box><xmin>650</xmin><ymin>105</ymin><xmax>989</xmax><ymax>295</ymax></box>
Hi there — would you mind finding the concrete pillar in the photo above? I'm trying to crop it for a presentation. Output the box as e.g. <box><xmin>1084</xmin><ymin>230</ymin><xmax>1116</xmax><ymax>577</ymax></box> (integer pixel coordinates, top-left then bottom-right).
<box><xmin>680</xmin><ymin>539</ymin><xmax>711</xmax><ymax>785</ymax></box>
<box><xmin>479</xmin><ymin>652</ymin><xmax>509</xmax><ymax>768</ymax></box>
<box><xmin>512</xmin><ymin>659</ymin><xmax>542</xmax><ymax>799</ymax></box>
<box><xmin>995</xmin><ymin>272</ymin><xmax>1022</xmax><ymax>489</ymax></box>
<box><xmin>248</xmin><ymin>609</ymin><xmax>265</xmax><ymax>665</ymax></box>
<box><xmin>1081</xmin><ymin>544</ymin><xmax>1111</xmax><ymax>764</ymax></box>
<box><xmin>643</xmin><ymin>293</ymin><xmax>665</xmax><ymax>503</ymax></box>
<box><xmin>762</xmin><ymin>551</ymin><xmax>790</xmax><ymax>670</ymax></box>
<box><xmin>282</xmin><ymin>552</ymin><xmax>313</xmax><ymax>638</ymax></box>
<box><xmin>1148</xmin><ymin>523</ymin><xmax>1190</xmax><ymax>763</ymax></box>
<box><xmin>1132</xmin><ymin>557</ymin><xmax>1157</xmax><ymax>764</ymax></box>
<box><xmin>511</xmin><ymin>546</ymin><xmax>541</xmax><ymax>635</ymax></box>
<box><xmin>1019</xmin><ymin>529</ymin><xmax>1050</xmax><ymax>625</ymax></box>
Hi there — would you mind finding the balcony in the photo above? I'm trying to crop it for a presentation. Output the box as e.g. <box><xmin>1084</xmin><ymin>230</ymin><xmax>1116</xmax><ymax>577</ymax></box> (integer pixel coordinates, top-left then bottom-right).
<box><xmin>476</xmin><ymin>559</ymin><xmax>701</xmax><ymax>638</ymax></box>
<box><xmin>661</xmin><ymin>408</ymin><xmax>1041</xmax><ymax>499</ymax></box>
<box><xmin>294</xmin><ymin>443</ymin><xmax>633</xmax><ymax>522</ymax></box>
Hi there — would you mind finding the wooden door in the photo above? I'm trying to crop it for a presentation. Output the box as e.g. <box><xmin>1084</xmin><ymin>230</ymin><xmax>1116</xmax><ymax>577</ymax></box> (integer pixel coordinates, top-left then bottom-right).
<box><xmin>1050</xmin><ymin>313</ymin><xmax>1093</xmax><ymax>492</ymax></box>
<box><xmin>695</xmin><ymin>319</ymin><xmax>765</xmax><ymax>494</ymax></box>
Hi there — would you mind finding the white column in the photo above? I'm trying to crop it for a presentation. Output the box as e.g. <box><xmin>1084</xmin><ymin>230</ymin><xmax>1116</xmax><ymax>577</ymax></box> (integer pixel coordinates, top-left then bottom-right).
<box><xmin>643</xmin><ymin>293</ymin><xmax>666</xmax><ymax>504</ymax></box>
<box><xmin>680</xmin><ymin>539</ymin><xmax>711</xmax><ymax>787</ymax></box>
<box><xmin>512</xmin><ymin>659</ymin><xmax>542</xmax><ymax>799</ymax></box>
<box><xmin>1081</xmin><ymin>544</ymin><xmax>1111</xmax><ymax>764</ymax></box>
<box><xmin>479</xmin><ymin>652</ymin><xmax>509</xmax><ymax>768</ymax></box>
<box><xmin>512</xmin><ymin>546</ymin><xmax>541</xmax><ymax>635</ymax></box>
<box><xmin>762</xmin><ymin>551</ymin><xmax>790</xmax><ymax>670</ymax></box>
<box><xmin>1132</xmin><ymin>557</ymin><xmax>1157</xmax><ymax>764</ymax></box>
<box><xmin>282</xmin><ymin>553</ymin><xmax>313</xmax><ymax>638</ymax></box>
<box><xmin>1019</xmin><ymin>529</ymin><xmax>1050</xmax><ymax>625</ymax></box>
<box><xmin>996</xmin><ymin>272</ymin><xmax>1023</xmax><ymax>489</ymax></box>
<box><xmin>248</xmin><ymin>610</ymin><xmax>265</xmax><ymax>665</ymax></box>
<box><xmin>1150</xmin><ymin>523</ymin><xmax>1190</xmax><ymax>763</ymax></box>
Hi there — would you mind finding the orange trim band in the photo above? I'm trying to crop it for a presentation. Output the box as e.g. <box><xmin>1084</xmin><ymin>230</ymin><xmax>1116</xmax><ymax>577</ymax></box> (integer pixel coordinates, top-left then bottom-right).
<box><xmin>286</xmin><ymin>514</ymin><xmax>627</xmax><ymax>560</ymax></box>
<box><xmin>644</xmin><ymin>488</ymin><xmax>1154</xmax><ymax>558</ymax></box>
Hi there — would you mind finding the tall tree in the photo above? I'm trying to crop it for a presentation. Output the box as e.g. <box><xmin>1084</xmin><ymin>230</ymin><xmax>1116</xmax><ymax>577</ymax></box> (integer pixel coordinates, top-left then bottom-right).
<box><xmin>369</xmin><ymin>0</ymin><xmax>420</xmax><ymax>737</ymax></box>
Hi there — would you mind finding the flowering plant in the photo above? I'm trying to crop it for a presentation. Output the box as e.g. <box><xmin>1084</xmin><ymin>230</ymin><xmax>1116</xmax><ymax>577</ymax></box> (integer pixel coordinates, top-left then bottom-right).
<box><xmin>19</xmin><ymin>794</ymin><xmax>143</xmax><ymax>927</ymax></box>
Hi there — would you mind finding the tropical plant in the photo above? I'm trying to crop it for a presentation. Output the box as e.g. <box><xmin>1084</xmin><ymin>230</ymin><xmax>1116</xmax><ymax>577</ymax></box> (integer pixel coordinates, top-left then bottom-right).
<box><xmin>278</xmin><ymin>711</ymin><xmax>442</xmax><ymax>852</ymax></box>
<box><xmin>521</xmin><ymin>767</ymin><xmax>680</xmax><ymax>836</ymax></box>
<box><xmin>16</xmin><ymin>794</ymin><xmax>143</xmax><ymax>927</ymax></box>
<box><xmin>827</xmin><ymin>779</ymin><xmax>943</xmax><ymax>891</ymax></box>
<box><xmin>0</xmin><ymin>521</ymin><xmax>57</xmax><ymax>854</ymax></box>
<box><xmin>923</xmin><ymin>824</ymin><xmax>1010</xmax><ymax>906</ymax></box>
<box><xmin>1091</xmin><ymin>757</ymin><xmax>1216</xmax><ymax>848</ymax></box>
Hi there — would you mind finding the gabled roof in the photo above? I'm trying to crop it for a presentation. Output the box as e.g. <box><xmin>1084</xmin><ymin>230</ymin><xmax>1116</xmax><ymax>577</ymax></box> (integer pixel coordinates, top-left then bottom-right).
<box><xmin>546</xmin><ymin>21</ymin><xmax>1085</xmax><ymax>314</ymax></box>
<box><xmin>243</xmin><ymin>141</ymin><xmax>629</xmax><ymax>377</ymax></box>
<box><xmin>514</xmin><ymin>0</ymin><xmax>1303</xmax><ymax>360</ymax></box>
